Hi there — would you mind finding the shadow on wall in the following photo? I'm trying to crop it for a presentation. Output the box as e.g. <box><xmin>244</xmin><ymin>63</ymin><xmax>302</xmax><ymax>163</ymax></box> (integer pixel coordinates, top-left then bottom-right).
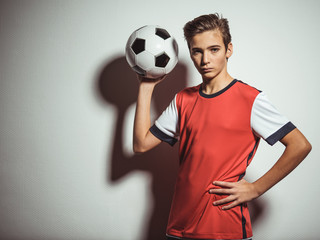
<box><xmin>96</xmin><ymin>56</ymin><xmax>266</xmax><ymax>240</ymax></box>
<box><xmin>97</xmin><ymin>55</ymin><xmax>186</xmax><ymax>240</ymax></box>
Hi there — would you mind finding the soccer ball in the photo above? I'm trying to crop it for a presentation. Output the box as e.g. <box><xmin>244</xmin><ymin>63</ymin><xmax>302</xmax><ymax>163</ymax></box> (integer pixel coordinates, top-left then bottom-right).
<box><xmin>125</xmin><ymin>25</ymin><xmax>179</xmax><ymax>79</ymax></box>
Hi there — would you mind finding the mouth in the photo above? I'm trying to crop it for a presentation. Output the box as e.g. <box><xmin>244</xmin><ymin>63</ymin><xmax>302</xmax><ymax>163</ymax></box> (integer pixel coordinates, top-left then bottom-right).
<box><xmin>201</xmin><ymin>68</ymin><xmax>213</xmax><ymax>73</ymax></box>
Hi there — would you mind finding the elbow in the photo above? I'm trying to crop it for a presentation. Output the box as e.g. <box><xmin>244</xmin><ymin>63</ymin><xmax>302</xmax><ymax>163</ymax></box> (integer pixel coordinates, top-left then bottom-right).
<box><xmin>133</xmin><ymin>142</ymin><xmax>147</xmax><ymax>154</ymax></box>
<box><xmin>304</xmin><ymin>140</ymin><xmax>312</xmax><ymax>155</ymax></box>
<box><xmin>298</xmin><ymin>138</ymin><xmax>312</xmax><ymax>158</ymax></box>
<box><xmin>133</xmin><ymin>134</ymin><xmax>148</xmax><ymax>153</ymax></box>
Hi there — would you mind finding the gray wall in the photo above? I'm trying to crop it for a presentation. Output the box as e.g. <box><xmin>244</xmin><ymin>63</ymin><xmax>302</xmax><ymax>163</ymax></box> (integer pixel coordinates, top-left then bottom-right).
<box><xmin>1</xmin><ymin>0</ymin><xmax>319</xmax><ymax>239</ymax></box>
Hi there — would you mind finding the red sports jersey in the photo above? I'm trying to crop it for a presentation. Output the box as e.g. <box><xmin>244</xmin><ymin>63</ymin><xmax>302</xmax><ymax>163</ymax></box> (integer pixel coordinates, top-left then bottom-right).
<box><xmin>150</xmin><ymin>79</ymin><xmax>295</xmax><ymax>239</ymax></box>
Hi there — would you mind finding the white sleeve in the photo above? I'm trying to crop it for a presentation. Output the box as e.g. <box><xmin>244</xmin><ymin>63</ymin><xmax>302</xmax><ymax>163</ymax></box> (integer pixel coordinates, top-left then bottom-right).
<box><xmin>251</xmin><ymin>92</ymin><xmax>296</xmax><ymax>145</ymax></box>
<box><xmin>150</xmin><ymin>94</ymin><xmax>179</xmax><ymax>146</ymax></box>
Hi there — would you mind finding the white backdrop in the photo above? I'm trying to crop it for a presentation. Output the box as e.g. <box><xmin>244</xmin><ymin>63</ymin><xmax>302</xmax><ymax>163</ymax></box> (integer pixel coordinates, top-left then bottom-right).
<box><xmin>1</xmin><ymin>1</ymin><xmax>319</xmax><ymax>239</ymax></box>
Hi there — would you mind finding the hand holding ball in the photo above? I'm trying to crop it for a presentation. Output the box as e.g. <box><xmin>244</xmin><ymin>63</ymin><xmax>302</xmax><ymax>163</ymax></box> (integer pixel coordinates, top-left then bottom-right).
<box><xmin>125</xmin><ymin>25</ymin><xmax>179</xmax><ymax>79</ymax></box>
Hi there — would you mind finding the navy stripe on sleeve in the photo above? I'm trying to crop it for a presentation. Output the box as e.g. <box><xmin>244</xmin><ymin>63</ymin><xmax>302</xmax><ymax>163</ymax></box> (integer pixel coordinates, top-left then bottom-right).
<box><xmin>265</xmin><ymin>122</ymin><xmax>296</xmax><ymax>146</ymax></box>
<box><xmin>150</xmin><ymin>124</ymin><xmax>177</xmax><ymax>146</ymax></box>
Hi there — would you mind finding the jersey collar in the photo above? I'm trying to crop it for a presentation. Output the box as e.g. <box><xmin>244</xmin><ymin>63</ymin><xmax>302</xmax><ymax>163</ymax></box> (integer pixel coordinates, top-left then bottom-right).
<box><xmin>199</xmin><ymin>79</ymin><xmax>238</xmax><ymax>98</ymax></box>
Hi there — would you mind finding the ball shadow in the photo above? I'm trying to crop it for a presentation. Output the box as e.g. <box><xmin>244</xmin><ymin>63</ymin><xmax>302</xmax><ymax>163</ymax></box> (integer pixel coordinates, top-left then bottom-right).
<box><xmin>96</xmin><ymin>56</ymin><xmax>187</xmax><ymax>240</ymax></box>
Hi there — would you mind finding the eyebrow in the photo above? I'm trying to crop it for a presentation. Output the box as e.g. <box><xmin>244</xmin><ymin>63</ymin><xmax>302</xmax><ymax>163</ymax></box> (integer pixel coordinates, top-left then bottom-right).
<box><xmin>208</xmin><ymin>45</ymin><xmax>221</xmax><ymax>48</ymax></box>
<box><xmin>191</xmin><ymin>45</ymin><xmax>222</xmax><ymax>51</ymax></box>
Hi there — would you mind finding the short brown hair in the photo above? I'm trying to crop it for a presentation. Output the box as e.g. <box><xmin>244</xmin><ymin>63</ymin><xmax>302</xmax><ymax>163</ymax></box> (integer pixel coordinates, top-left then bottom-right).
<box><xmin>183</xmin><ymin>13</ymin><xmax>232</xmax><ymax>51</ymax></box>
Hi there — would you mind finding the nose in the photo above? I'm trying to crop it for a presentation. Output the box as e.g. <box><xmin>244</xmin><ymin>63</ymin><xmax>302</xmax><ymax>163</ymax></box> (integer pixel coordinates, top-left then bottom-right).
<box><xmin>201</xmin><ymin>51</ymin><xmax>210</xmax><ymax>66</ymax></box>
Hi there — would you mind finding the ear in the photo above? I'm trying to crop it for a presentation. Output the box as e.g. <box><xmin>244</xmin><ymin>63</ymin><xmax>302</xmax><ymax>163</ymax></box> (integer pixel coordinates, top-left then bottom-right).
<box><xmin>226</xmin><ymin>42</ymin><xmax>233</xmax><ymax>59</ymax></box>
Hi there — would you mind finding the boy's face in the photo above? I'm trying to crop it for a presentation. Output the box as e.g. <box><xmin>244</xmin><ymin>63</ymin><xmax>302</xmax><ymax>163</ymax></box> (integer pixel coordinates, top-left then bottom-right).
<box><xmin>189</xmin><ymin>30</ymin><xmax>232</xmax><ymax>81</ymax></box>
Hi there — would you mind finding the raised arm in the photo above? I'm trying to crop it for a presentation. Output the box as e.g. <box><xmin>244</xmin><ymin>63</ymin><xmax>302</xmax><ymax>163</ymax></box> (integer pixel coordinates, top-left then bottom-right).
<box><xmin>133</xmin><ymin>76</ymin><xmax>164</xmax><ymax>153</ymax></box>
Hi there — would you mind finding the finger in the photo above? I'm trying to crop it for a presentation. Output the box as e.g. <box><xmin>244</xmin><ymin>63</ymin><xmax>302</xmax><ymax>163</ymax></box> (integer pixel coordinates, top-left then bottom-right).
<box><xmin>137</xmin><ymin>74</ymin><xmax>158</xmax><ymax>82</ymax></box>
<box><xmin>213</xmin><ymin>195</ymin><xmax>236</xmax><ymax>206</ymax></box>
<box><xmin>154</xmin><ymin>75</ymin><xmax>167</xmax><ymax>84</ymax></box>
<box><xmin>213</xmin><ymin>181</ymin><xmax>235</xmax><ymax>188</ymax></box>
<box><xmin>158</xmin><ymin>74</ymin><xmax>166</xmax><ymax>81</ymax></box>
<box><xmin>221</xmin><ymin>201</ymin><xmax>240</xmax><ymax>210</ymax></box>
<box><xmin>209</xmin><ymin>188</ymin><xmax>232</xmax><ymax>195</ymax></box>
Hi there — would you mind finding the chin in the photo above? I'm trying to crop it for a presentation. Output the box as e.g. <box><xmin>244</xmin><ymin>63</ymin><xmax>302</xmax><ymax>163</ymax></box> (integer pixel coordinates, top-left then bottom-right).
<box><xmin>202</xmin><ymin>73</ymin><xmax>217</xmax><ymax>81</ymax></box>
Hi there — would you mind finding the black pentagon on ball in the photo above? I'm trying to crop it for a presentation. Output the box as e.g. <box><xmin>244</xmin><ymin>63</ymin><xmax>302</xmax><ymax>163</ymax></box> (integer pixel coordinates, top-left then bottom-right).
<box><xmin>155</xmin><ymin>28</ymin><xmax>170</xmax><ymax>40</ymax></box>
<box><xmin>132</xmin><ymin>65</ymin><xmax>146</xmax><ymax>76</ymax></box>
<box><xmin>131</xmin><ymin>38</ymin><xmax>145</xmax><ymax>54</ymax></box>
<box><xmin>155</xmin><ymin>53</ymin><xmax>170</xmax><ymax>68</ymax></box>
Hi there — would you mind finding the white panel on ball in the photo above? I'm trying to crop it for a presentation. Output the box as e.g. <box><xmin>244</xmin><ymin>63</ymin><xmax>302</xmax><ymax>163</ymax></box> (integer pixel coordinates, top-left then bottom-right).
<box><xmin>145</xmin><ymin>35</ymin><xmax>165</xmax><ymax>56</ymax></box>
<box><xmin>136</xmin><ymin>51</ymin><xmax>155</xmax><ymax>71</ymax></box>
<box><xmin>164</xmin><ymin>38</ymin><xmax>178</xmax><ymax>60</ymax></box>
<box><xmin>125</xmin><ymin>32</ymin><xmax>137</xmax><ymax>67</ymax></box>
<box><xmin>135</xmin><ymin>25</ymin><xmax>157</xmax><ymax>39</ymax></box>
<box><xmin>164</xmin><ymin>40</ymin><xmax>178</xmax><ymax>74</ymax></box>
<box><xmin>125</xmin><ymin>47</ymin><xmax>136</xmax><ymax>68</ymax></box>
<box><xmin>147</xmin><ymin>67</ymin><xmax>166</xmax><ymax>79</ymax></box>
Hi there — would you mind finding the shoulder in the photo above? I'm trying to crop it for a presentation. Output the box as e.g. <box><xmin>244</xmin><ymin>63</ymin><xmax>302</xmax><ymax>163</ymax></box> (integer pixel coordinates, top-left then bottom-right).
<box><xmin>235</xmin><ymin>80</ymin><xmax>261</xmax><ymax>93</ymax></box>
<box><xmin>234</xmin><ymin>80</ymin><xmax>261</xmax><ymax>100</ymax></box>
<box><xmin>176</xmin><ymin>84</ymin><xmax>200</xmax><ymax>100</ymax></box>
<box><xmin>174</xmin><ymin>84</ymin><xmax>201</xmax><ymax>111</ymax></box>
<box><xmin>178</xmin><ymin>84</ymin><xmax>201</xmax><ymax>95</ymax></box>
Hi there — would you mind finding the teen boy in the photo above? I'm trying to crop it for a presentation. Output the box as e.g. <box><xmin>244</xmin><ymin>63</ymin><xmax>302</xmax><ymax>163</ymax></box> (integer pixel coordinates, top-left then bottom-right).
<box><xmin>133</xmin><ymin>13</ymin><xmax>311</xmax><ymax>240</ymax></box>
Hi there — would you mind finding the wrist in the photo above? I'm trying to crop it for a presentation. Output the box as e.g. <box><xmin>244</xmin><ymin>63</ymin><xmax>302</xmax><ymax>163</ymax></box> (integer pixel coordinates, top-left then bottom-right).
<box><xmin>139</xmin><ymin>81</ymin><xmax>156</xmax><ymax>91</ymax></box>
<box><xmin>252</xmin><ymin>181</ymin><xmax>265</xmax><ymax>198</ymax></box>
<box><xmin>137</xmin><ymin>73</ymin><xmax>166</xmax><ymax>86</ymax></box>
<box><xmin>137</xmin><ymin>81</ymin><xmax>156</xmax><ymax>100</ymax></box>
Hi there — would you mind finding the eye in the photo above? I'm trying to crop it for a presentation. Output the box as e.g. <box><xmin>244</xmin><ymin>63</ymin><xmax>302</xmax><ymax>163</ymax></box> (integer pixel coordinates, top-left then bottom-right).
<box><xmin>211</xmin><ymin>48</ymin><xmax>219</xmax><ymax>53</ymax></box>
<box><xmin>191</xmin><ymin>49</ymin><xmax>202</xmax><ymax>56</ymax></box>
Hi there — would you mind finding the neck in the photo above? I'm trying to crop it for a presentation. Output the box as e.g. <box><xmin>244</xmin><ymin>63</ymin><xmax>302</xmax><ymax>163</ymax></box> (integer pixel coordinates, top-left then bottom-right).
<box><xmin>201</xmin><ymin>72</ymin><xmax>234</xmax><ymax>95</ymax></box>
